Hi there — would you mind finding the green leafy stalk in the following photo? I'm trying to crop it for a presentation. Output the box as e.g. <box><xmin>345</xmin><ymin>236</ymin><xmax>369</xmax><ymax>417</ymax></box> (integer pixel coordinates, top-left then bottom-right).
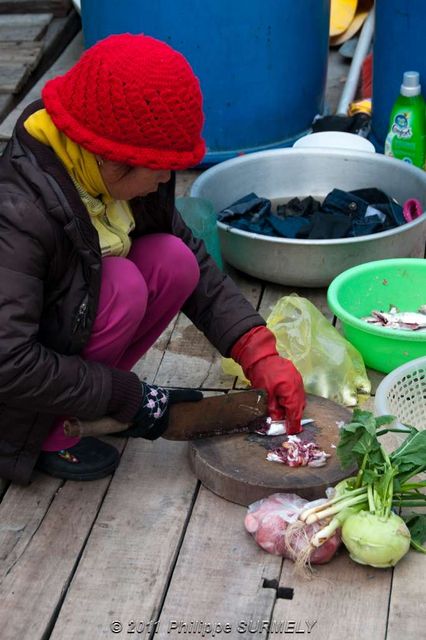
<box><xmin>399</xmin><ymin>481</ymin><xmax>426</xmax><ymax>491</ymax></box>
<box><xmin>376</xmin><ymin>426</ymin><xmax>413</xmax><ymax>436</ymax></box>
<box><xmin>355</xmin><ymin>453</ymin><xmax>368</xmax><ymax>489</ymax></box>
<box><xmin>393</xmin><ymin>501</ymin><xmax>426</xmax><ymax>507</ymax></box>
<box><xmin>367</xmin><ymin>483</ymin><xmax>375</xmax><ymax>513</ymax></box>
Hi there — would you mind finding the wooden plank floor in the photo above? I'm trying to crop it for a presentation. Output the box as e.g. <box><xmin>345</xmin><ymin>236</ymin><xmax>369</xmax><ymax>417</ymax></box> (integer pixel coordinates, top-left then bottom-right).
<box><xmin>0</xmin><ymin>27</ymin><xmax>425</xmax><ymax>640</ymax></box>
<box><xmin>0</xmin><ymin>2</ymin><xmax>79</xmax><ymax>125</ymax></box>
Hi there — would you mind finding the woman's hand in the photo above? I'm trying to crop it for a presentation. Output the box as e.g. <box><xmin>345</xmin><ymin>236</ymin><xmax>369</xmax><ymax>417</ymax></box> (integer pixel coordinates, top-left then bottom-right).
<box><xmin>230</xmin><ymin>326</ymin><xmax>305</xmax><ymax>434</ymax></box>
<box><xmin>116</xmin><ymin>382</ymin><xmax>203</xmax><ymax>439</ymax></box>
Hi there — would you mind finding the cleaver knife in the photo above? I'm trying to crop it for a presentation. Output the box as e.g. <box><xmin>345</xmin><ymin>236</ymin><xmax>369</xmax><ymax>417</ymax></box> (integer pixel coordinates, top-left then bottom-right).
<box><xmin>64</xmin><ymin>389</ymin><xmax>269</xmax><ymax>440</ymax></box>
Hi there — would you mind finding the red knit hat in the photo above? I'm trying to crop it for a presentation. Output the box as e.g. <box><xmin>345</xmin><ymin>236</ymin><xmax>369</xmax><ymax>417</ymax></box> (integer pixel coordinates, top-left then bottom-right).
<box><xmin>42</xmin><ymin>34</ymin><xmax>206</xmax><ymax>170</ymax></box>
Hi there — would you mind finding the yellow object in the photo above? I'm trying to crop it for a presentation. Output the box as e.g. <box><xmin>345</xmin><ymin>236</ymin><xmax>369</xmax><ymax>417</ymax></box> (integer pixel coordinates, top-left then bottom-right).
<box><xmin>222</xmin><ymin>294</ymin><xmax>371</xmax><ymax>406</ymax></box>
<box><xmin>24</xmin><ymin>109</ymin><xmax>107</xmax><ymax>197</ymax></box>
<box><xmin>24</xmin><ymin>109</ymin><xmax>135</xmax><ymax>257</ymax></box>
<box><xmin>330</xmin><ymin>0</ymin><xmax>358</xmax><ymax>37</ymax></box>
<box><xmin>348</xmin><ymin>99</ymin><xmax>372</xmax><ymax>116</ymax></box>
<box><xmin>330</xmin><ymin>6</ymin><xmax>372</xmax><ymax>45</ymax></box>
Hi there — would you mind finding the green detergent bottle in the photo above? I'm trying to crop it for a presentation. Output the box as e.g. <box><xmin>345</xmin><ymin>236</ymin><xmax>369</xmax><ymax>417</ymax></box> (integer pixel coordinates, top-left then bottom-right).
<box><xmin>384</xmin><ymin>71</ymin><xmax>426</xmax><ymax>169</ymax></box>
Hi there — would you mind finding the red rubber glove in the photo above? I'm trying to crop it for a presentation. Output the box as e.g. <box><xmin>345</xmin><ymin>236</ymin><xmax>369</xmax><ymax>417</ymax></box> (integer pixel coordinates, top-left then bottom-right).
<box><xmin>230</xmin><ymin>326</ymin><xmax>306</xmax><ymax>434</ymax></box>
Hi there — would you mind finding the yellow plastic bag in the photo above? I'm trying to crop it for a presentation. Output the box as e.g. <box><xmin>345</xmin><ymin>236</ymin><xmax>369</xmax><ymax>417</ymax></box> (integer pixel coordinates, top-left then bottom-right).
<box><xmin>222</xmin><ymin>294</ymin><xmax>371</xmax><ymax>406</ymax></box>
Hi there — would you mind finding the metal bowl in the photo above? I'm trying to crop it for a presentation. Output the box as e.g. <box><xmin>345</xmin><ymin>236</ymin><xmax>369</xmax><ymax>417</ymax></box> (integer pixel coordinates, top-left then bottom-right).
<box><xmin>190</xmin><ymin>148</ymin><xmax>426</xmax><ymax>287</ymax></box>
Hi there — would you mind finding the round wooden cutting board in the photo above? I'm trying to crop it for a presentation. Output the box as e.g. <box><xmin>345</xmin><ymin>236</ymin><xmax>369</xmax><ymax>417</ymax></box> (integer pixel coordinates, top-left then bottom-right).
<box><xmin>188</xmin><ymin>394</ymin><xmax>355</xmax><ymax>506</ymax></box>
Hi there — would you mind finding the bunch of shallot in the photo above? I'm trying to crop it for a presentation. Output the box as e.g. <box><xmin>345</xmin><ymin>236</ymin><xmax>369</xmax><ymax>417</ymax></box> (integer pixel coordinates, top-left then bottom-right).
<box><xmin>244</xmin><ymin>493</ymin><xmax>341</xmax><ymax>565</ymax></box>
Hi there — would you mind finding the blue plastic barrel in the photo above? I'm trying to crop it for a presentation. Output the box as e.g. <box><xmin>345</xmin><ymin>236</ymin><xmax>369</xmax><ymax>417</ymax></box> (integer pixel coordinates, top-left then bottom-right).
<box><xmin>81</xmin><ymin>0</ymin><xmax>330</xmax><ymax>164</ymax></box>
<box><xmin>372</xmin><ymin>0</ymin><xmax>426</xmax><ymax>147</ymax></box>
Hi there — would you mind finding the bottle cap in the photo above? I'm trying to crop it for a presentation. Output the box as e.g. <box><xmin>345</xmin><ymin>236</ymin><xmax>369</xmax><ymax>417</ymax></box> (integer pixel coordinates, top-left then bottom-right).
<box><xmin>400</xmin><ymin>71</ymin><xmax>421</xmax><ymax>97</ymax></box>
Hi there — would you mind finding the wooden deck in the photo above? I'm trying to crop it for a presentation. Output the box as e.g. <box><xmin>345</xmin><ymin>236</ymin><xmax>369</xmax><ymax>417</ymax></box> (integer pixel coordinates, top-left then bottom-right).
<box><xmin>0</xmin><ymin>20</ymin><xmax>424</xmax><ymax>640</ymax></box>
<box><xmin>0</xmin><ymin>0</ymin><xmax>79</xmax><ymax>127</ymax></box>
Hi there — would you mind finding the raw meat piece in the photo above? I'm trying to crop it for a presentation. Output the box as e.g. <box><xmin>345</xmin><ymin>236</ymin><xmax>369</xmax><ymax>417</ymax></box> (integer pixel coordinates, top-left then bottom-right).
<box><xmin>266</xmin><ymin>436</ymin><xmax>330</xmax><ymax>467</ymax></box>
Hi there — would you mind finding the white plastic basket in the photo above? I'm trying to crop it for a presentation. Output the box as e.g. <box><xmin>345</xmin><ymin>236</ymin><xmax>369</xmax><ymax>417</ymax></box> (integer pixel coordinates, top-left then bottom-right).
<box><xmin>375</xmin><ymin>356</ymin><xmax>426</xmax><ymax>430</ymax></box>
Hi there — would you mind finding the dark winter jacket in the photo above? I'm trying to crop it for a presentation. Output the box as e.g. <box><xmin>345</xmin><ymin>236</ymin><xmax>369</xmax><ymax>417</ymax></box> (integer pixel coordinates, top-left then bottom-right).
<box><xmin>0</xmin><ymin>100</ymin><xmax>264</xmax><ymax>484</ymax></box>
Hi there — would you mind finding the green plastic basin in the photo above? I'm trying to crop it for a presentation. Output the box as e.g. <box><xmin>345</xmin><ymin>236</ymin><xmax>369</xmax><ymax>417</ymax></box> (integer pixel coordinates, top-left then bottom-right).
<box><xmin>327</xmin><ymin>259</ymin><xmax>426</xmax><ymax>373</ymax></box>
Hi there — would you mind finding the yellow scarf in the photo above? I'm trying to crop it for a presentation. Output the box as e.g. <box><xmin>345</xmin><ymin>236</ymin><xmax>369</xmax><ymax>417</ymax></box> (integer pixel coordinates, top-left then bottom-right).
<box><xmin>24</xmin><ymin>109</ymin><xmax>135</xmax><ymax>257</ymax></box>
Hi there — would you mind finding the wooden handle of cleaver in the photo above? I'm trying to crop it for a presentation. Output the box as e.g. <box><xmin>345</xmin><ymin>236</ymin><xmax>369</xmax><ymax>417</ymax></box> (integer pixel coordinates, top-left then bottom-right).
<box><xmin>64</xmin><ymin>389</ymin><xmax>269</xmax><ymax>440</ymax></box>
<box><xmin>64</xmin><ymin>416</ymin><xmax>129</xmax><ymax>438</ymax></box>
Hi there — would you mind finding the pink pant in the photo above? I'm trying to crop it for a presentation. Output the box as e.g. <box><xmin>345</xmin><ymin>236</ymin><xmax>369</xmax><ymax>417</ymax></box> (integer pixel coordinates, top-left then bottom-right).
<box><xmin>42</xmin><ymin>233</ymin><xmax>200</xmax><ymax>451</ymax></box>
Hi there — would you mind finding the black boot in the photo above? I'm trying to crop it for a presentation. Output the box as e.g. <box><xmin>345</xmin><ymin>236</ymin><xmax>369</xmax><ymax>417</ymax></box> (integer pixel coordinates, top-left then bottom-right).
<box><xmin>36</xmin><ymin>437</ymin><xmax>120</xmax><ymax>481</ymax></box>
